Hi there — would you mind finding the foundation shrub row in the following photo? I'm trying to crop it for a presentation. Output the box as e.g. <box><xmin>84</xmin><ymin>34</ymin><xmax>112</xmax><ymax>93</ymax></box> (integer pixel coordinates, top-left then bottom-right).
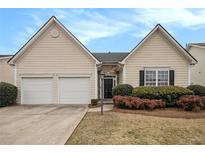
<box><xmin>113</xmin><ymin>96</ymin><xmax>165</xmax><ymax>110</ymax></box>
<box><xmin>112</xmin><ymin>84</ymin><xmax>205</xmax><ymax>112</ymax></box>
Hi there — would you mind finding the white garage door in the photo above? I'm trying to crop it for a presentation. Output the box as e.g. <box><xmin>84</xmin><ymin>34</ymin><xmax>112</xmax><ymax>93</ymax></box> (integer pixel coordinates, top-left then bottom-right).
<box><xmin>22</xmin><ymin>77</ymin><xmax>53</xmax><ymax>104</ymax></box>
<box><xmin>59</xmin><ymin>77</ymin><xmax>90</xmax><ymax>104</ymax></box>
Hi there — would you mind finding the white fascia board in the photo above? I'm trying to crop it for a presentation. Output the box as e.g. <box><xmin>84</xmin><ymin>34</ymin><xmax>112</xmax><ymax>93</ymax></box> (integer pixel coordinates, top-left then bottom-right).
<box><xmin>121</xmin><ymin>25</ymin><xmax>159</xmax><ymax>63</ymax></box>
<box><xmin>159</xmin><ymin>27</ymin><xmax>197</xmax><ymax>64</ymax></box>
<box><xmin>189</xmin><ymin>44</ymin><xmax>205</xmax><ymax>49</ymax></box>
<box><xmin>53</xmin><ymin>18</ymin><xmax>100</xmax><ymax>64</ymax></box>
<box><xmin>122</xmin><ymin>25</ymin><xmax>197</xmax><ymax>64</ymax></box>
<box><xmin>8</xmin><ymin>18</ymin><xmax>55</xmax><ymax>65</ymax></box>
<box><xmin>9</xmin><ymin>17</ymin><xmax>100</xmax><ymax>65</ymax></box>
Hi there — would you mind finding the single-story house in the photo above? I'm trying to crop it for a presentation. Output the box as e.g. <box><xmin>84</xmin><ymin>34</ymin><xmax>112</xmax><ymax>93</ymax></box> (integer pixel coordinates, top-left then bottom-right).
<box><xmin>0</xmin><ymin>16</ymin><xmax>197</xmax><ymax>105</ymax></box>
<box><xmin>187</xmin><ymin>43</ymin><xmax>205</xmax><ymax>86</ymax></box>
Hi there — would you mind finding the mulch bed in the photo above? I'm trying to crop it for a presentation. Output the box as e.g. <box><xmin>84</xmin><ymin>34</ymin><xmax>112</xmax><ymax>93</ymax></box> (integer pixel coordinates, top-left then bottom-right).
<box><xmin>113</xmin><ymin>107</ymin><xmax>205</xmax><ymax>119</ymax></box>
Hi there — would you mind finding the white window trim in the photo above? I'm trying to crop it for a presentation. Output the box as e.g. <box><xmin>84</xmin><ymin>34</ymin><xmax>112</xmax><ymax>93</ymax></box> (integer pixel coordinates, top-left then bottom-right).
<box><xmin>144</xmin><ymin>67</ymin><xmax>170</xmax><ymax>86</ymax></box>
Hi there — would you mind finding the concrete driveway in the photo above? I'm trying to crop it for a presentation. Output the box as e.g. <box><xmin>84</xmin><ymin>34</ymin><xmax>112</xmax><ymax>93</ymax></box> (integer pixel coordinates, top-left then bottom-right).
<box><xmin>0</xmin><ymin>105</ymin><xmax>88</xmax><ymax>145</ymax></box>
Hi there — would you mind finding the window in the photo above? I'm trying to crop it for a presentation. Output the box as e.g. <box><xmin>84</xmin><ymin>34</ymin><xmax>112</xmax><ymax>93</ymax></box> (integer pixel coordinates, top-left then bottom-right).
<box><xmin>158</xmin><ymin>70</ymin><xmax>169</xmax><ymax>86</ymax></box>
<box><xmin>145</xmin><ymin>70</ymin><xmax>156</xmax><ymax>86</ymax></box>
<box><xmin>145</xmin><ymin>68</ymin><xmax>169</xmax><ymax>86</ymax></box>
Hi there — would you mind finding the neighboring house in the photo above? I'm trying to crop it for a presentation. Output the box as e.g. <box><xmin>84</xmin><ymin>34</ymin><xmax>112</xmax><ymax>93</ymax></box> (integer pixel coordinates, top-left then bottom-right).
<box><xmin>0</xmin><ymin>55</ymin><xmax>14</xmax><ymax>84</ymax></box>
<box><xmin>0</xmin><ymin>16</ymin><xmax>197</xmax><ymax>105</ymax></box>
<box><xmin>187</xmin><ymin>43</ymin><xmax>205</xmax><ymax>86</ymax></box>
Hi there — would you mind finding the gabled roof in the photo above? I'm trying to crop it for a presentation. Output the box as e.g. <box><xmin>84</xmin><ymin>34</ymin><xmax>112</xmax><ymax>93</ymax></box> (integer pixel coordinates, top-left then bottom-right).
<box><xmin>121</xmin><ymin>24</ymin><xmax>197</xmax><ymax>64</ymax></box>
<box><xmin>191</xmin><ymin>43</ymin><xmax>205</xmax><ymax>47</ymax></box>
<box><xmin>93</xmin><ymin>52</ymin><xmax>129</xmax><ymax>63</ymax></box>
<box><xmin>8</xmin><ymin>16</ymin><xmax>100</xmax><ymax>64</ymax></box>
<box><xmin>0</xmin><ymin>55</ymin><xmax>12</xmax><ymax>58</ymax></box>
<box><xmin>187</xmin><ymin>43</ymin><xmax>205</xmax><ymax>50</ymax></box>
<box><xmin>0</xmin><ymin>55</ymin><xmax>12</xmax><ymax>60</ymax></box>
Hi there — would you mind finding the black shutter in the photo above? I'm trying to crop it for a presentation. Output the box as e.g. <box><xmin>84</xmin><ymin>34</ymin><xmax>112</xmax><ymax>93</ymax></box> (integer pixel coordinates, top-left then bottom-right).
<box><xmin>139</xmin><ymin>70</ymin><xmax>144</xmax><ymax>86</ymax></box>
<box><xmin>169</xmin><ymin>70</ymin><xmax>174</xmax><ymax>86</ymax></box>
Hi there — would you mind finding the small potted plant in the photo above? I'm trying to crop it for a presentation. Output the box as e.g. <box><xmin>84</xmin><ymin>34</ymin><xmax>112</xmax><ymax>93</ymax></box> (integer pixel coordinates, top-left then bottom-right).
<box><xmin>91</xmin><ymin>99</ymin><xmax>98</xmax><ymax>106</ymax></box>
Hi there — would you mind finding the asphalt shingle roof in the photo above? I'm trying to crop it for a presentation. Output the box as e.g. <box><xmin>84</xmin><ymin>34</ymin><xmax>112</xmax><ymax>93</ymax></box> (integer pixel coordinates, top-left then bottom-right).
<box><xmin>0</xmin><ymin>55</ymin><xmax>12</xmax><ymax>58</ymax></box>
<box><xmin>92</xmin><ymin>52</ymin><xmax>129</xmax><ymax>62</ymax></box>
<box><xmin>1</xmin><ymin>53</ymin><xmax>129</xmax><ymax>62</ymax></box>
<box><xmin>190</xmin><ymin>43</ymin><xmax>205</xmax><ymax>47</ymax></box>
<box><xmin>0</xmin><ymin>53</ymin><xmax>129</xmax><ymax>62</ymax></box>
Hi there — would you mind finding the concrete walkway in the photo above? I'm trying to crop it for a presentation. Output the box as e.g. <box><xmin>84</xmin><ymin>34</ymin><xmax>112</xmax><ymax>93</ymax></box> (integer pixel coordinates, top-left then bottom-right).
<box><xmin>0</xmin><ymin>105</ymin><xmax>87</xmax><ymax>145</ymax></box>
<box><xmin>88</xmin><ymin>104</ymin><xmax>113</xmax><ymax>112</ymax></box>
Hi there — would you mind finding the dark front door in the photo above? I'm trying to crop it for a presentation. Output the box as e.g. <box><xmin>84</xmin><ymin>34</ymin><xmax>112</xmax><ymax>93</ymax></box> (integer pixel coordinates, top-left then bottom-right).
<box><xmin>104</xmin><ymin>78</ymin><xmax>113</xmax><ymax>99</ymax></box>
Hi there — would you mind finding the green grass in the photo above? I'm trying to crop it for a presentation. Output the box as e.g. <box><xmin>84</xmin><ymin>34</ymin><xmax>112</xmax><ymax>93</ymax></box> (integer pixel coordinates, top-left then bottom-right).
<box><xmin>66</xmin><ymin>111</ymin><xmax>205</xmax><ymax>145</ymax></box>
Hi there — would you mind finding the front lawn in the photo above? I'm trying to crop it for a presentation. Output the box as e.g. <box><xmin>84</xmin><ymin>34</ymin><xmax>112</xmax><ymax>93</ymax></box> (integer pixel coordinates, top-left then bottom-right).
<box><xmin>113</xmin><ymin>108</ymin><xmax>205</xmax><ymax>119</ymax></box>
<box><xmin>66</xmin><ymin>111</ymin><xmax>205</xmax><ymax>144</ymax></box>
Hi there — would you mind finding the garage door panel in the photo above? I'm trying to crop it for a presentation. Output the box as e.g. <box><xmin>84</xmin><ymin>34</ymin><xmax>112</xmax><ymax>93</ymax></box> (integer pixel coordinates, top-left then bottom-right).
<box><xmin>59</xmin><ymin>77</ymin><xmax>90</xmax><ymax>104</ymax></box>
<box><xmin>22</xmin><ymin>78</ymin><xmax>53</xmax><ymax>104</ymax></box>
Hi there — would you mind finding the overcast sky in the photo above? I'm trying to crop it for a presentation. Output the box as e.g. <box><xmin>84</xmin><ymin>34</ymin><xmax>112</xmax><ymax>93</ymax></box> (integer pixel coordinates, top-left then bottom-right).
<box><xmin>1</xmin><ymin>8</ymin><xmax>205</xmax><ymax>55</ymax></box>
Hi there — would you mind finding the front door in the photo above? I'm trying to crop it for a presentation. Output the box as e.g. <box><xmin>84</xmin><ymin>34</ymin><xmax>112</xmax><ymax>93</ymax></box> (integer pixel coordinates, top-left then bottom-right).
<box><xmin>104</xmin><ymin>78</ymin><xmax>113</xmax><ymax>98</ymax></box>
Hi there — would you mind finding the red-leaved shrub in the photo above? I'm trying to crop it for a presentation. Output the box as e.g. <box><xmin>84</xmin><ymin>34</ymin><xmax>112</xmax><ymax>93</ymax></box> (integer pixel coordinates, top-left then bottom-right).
<box><xmin>176</xmin><ymin>95</ymin><xmax>205</xmax><ymax>112</ymax></box>
<box><xmin>113</xmin><ymin>95</ymin><xmax>165</xmax><ymax>110</ymax></box>
<box><xmin>130</xmin><ymin>97</ymin><xmax>144</xmax><ymax>109</ymax></box>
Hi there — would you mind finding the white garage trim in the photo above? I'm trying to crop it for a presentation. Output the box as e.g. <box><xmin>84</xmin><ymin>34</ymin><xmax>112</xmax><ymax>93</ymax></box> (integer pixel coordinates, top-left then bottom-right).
<box><xmin>20</xmin><ymin>74</ymin><xmax>54</xmax><ymax>77</ymax></box>
<box><xmin>58</xmin><ymin>77</ymin><xmax>90</xmax><ymax>104</ymax></box>
<box><xmin>57</xmin><ymin>76</ymin><xmax>60</xmax><ymax>104</ymax></box>
<box><xmin>58</xmin><ymin>74</ymin><xmax>91</xmax><ymax>77</ymax></box>
<box><xmin>21</xmin><ymin>77</ymin><xmax>53</xmax><ymax>104</ymax></box>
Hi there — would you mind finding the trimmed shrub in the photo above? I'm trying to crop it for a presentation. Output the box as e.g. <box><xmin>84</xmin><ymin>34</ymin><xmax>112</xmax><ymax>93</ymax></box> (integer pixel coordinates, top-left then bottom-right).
<box><xmin>112</xmin><ymin>84</ymin><xmax>133</xmax><ymax>96</ymax></box>
<box><xmin>176</xmin><ymin>95</ymin><xmax>205</xmax><ymax>112</ymax></box>
<box><xmin>113</xmin><ymin>95</ymin><xmax>165</xmax><ymax>110</ymax></box>
<box><xmin>91</xmin><ymin>99</ymin><xmax>98</xmax><ymax>106</ymax></box>
<box><xmin>202</xmin><ymin>96</ymin><xmax>205</xmax><ymax>103</ymax></box>
<box><xmin>113</xmin><ymin>95</ymin><xmax>125</xmax><ymax>108</ymax></box>
<box><xmin>0</xmin><ymin>82</ymin><xmax>17</xmax><ymax>107</ymax></box>
<box><xmin>132</xmin><ymin>86</ymin><xmax>193</xmax><ymax>105</ymax></box>
<box><xmin>187</xmin><ymin>85</ymin><xmax>205</xmax><ymax>96</ymax></box>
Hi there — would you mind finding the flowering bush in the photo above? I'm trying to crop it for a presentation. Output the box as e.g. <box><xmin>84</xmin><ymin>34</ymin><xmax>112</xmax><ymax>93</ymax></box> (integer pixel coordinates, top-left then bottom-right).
<box><xmin>176</xmin><ymin>95</ymin><xmax>205</xmax><ymax>112</ymax></box>
<box><xmin>113</xmin><ymin>95</ymin><xmax>124</xmax><ymax>108</ymax></box>
<box><xmin>113</xmin><ymin>95</ymin><xmax>165</xmax><ymax>110</ymax></box>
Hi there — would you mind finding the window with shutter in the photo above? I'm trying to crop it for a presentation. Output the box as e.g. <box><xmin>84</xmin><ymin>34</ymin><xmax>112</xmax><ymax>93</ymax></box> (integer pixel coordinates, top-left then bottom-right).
<box><xmin>169</xmin><ymin>70</ymin><xmax>175</xmax><ymax>86</ymax></box>
<box><xmin>139</xmin><ymin>70</ymin><xmax>144</xmax><ymax>86</ymax></box>
<box><xmin>144</xmin><ymin>68</ymin><xmax>170</xmax><ymax>86</ymax></box>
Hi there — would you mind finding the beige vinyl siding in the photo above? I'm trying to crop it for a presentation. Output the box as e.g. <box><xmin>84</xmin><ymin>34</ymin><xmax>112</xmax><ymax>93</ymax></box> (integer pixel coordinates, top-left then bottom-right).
<box><xmin>119</xmin><ymin>70</ymin><xmax>123</xmax><ymax>84</ymax></box>
<box><xmin>0</xmin><ymin>57</ymin><xmax>14</xmax><ymax>84</ymax></box>
<box><xmin>125</xmin><ymin>30</ymin><xmax>189</xmax><ymax>87</ymax></box>
<box><xmin>15</xmin><ymin>22</ymin><xmax>96</xmax><ymax>104</ymax></box>
<box><xmin>189</xmin><ymin>46</ymin><xmax>205</xmax><ymax>86</ymax></box>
